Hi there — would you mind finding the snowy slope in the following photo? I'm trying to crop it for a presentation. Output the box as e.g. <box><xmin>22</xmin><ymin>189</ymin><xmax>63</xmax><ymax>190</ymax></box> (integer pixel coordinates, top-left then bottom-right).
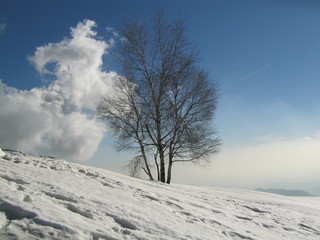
<box><xmin>0</xmin><ymin>149</ymin><xmax>320</xmax><ymax>240</ymax></box>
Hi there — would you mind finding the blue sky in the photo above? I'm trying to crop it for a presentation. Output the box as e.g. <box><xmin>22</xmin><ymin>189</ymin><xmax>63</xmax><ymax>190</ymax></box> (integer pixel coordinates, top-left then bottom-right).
<box><xmin>1</xmin><ymin>0</ymin><xmax>320</xmax><ymax>194</ymax></box>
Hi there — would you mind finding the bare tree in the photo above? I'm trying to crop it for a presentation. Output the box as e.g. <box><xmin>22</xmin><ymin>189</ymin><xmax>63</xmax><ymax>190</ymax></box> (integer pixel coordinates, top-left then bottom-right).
<box><xmin>97</xmin><ymin>76</ymin><xmax>154</xmax><ymax>180</ymax></box>
<box><xmin>98</xmin><ymin>12</ymin><xmax>220</xmax><ymax>183</ymax></box>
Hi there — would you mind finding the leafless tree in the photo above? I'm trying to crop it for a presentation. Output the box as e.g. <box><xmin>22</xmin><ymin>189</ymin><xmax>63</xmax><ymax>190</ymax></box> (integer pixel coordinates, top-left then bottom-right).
<box><xmin>97</xmin><ymin>11</ymin><xmax>220</xmax><ymax>183</ymax></box>
<box><xmin>97</xmin><ymin>76</ymin><xmax>154</xmax><ymax>180</ymax></box>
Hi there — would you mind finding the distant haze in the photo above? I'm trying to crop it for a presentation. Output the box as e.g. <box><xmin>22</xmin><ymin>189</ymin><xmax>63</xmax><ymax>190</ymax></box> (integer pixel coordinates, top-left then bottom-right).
<box><xmin>255</xmin><ymin>188</ymin><xmax>313</xmax><ymax>197</ymax></box>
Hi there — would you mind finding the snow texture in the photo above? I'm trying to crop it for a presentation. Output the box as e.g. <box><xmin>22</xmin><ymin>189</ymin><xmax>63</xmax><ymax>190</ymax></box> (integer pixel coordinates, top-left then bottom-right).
<box><xmin>0</xmin><ymin>148</ymin><xmax>4</xmax><ymax>158</ymax></box>
<box><xmin>0</xmin><ymin>148</ymin><xmax>320</xmax><ymax>240</ymax></box>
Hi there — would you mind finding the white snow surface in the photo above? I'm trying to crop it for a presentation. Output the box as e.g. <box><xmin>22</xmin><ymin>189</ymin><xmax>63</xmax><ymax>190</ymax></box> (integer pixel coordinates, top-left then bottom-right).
<box><xmin>0</xmin><ymin>149</ymin><xmax>320</xmax><ymax>240</ymax></box>
<box><xmin>0</xmin><ymin>148</ymin><xmax>5</xmax><ymax>158</ymax></box>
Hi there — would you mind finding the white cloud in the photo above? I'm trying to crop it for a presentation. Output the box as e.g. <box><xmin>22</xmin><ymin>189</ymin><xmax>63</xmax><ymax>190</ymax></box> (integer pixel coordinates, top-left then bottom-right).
<box><xmin>0</xmin><ymin>17</ymin><xmax>6</xmax><ymax>35</ymax></box>
<box><xmin>0</xmin><ymin>24</ymin><xmax>5</xmax><ymax>34</ymax></box>
<box><xmin>106</xmin><ymin>27</ymin><xmax>119</xmax><ymax>37</ymax></box>
<box><xmin>0</xmin><ymin>19</ymin><xmax>116</xmax><ymax>161</ymax></box>
<box><xmin>29</xmin><ymin>19</ymin><xmax>116</xmax><ymax>110</ymax></box>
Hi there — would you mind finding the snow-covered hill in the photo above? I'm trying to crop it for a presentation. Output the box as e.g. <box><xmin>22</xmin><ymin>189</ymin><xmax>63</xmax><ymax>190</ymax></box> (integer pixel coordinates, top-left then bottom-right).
<box><xmin>1</xmin><ymin>149</ymin><xmax>320</xmax><ymax>240</ymax></box>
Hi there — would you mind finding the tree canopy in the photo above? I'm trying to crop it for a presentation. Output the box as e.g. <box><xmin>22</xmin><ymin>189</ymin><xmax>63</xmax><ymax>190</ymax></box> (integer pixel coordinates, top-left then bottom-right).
<box><xmin>97</xmin><ymin>12</ymin><xmax>220</xmax><ymax>183</ymax></box>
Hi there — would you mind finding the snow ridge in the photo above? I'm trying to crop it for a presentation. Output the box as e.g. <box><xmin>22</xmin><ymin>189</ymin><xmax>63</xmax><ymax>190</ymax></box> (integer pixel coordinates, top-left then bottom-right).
<box><xmin>0</xmin><ymin>148</ymin><xmax>320</xmax><ymax>240</ymax></box>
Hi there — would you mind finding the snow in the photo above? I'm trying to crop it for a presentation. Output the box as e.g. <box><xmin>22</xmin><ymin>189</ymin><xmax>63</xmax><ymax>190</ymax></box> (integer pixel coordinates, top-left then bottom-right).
<box><xmin>0</xmin><ymin>148</ymin><xmax>4</xmax><ymax>158</ymax></box>
<box><xmin>1</xmin><ymin>149</ymin><xmax>320</xmax><ymax>240</ymax></box>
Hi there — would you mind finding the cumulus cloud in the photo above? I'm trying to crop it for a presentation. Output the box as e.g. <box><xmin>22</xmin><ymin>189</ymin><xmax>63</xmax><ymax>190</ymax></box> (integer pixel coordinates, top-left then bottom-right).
<box><xmin>29</xmin><ymin>20</ymin><xmax>116</xmax><ymax>110</ymax></box>
<box><xmin>0</xmin><ymin>19</ymin><xmax>116</xmax><ymax>161</ymax></box>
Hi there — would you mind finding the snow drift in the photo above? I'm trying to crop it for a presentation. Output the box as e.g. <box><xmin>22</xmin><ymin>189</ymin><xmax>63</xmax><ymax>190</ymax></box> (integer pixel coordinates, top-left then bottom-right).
<box><xmin>0</xmin><ymin>148</ymin><xmax>320</xmax><ymax>239</ymax></box>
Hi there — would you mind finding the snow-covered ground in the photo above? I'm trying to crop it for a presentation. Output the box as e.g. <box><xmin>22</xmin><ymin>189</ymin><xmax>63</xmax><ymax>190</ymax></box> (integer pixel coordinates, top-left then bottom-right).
<box><xmin>0</xmin><ymin>148</ymin><xmax>320</xmax><ymax>240</ymax></box>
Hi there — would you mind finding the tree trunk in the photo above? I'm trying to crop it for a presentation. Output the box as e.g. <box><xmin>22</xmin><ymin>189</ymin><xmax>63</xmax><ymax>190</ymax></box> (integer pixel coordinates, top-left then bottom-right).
<box><xmin>139</xmin><ymin>141</ymin><xmax>154</xmax><ymax>180</ymax></box>
<box><xmin>159</xmin><ymin>147</ymin><xmax>166</xmax><ymax>183</ymax></box>
<box><xmin>143</xmin><ymin>154</ymin><xmax>154</xmax><ymax>180</ymax></box>
<box><xmin>154</xmin><ymin>152</ymin><xmax>160</xmax><ymax>181</ymax></box>
<box><xmin>166</xmin><ymin>161</ymin><xmax>172</xmax><ymax>184</ymax></box>
<box><xmin>166</xmin><ymin>149</ymin><xmax>173</xmax><ymax>184</ymax></box>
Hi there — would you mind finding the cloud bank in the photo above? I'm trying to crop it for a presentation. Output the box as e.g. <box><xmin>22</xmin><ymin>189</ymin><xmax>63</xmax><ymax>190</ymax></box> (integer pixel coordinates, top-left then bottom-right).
<box><xmin>173</xmin><ymin>133</ymin><xmax>320</xmax><ymax>194</ymax></box>
<box><xmin>0</xmin><ymin>20</ymin><xmax>116</xmax><ymax>161</ymax></box>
